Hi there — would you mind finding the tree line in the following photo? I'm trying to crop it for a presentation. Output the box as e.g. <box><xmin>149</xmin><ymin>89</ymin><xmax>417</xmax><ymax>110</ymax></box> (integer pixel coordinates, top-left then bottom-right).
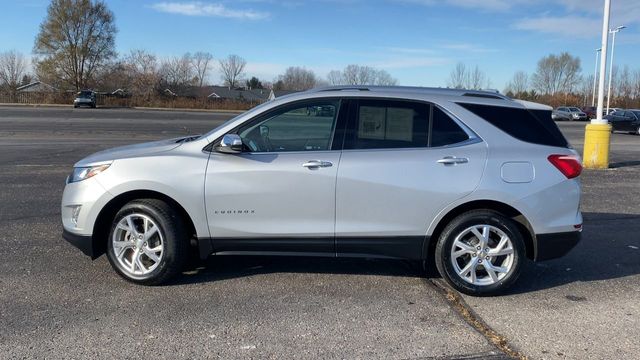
<box><xmin>0</xmin><ymin>0</ymin><xmax>398</xmax><ymax>102</ymax></box>
<box><xmin>3</xmin><ymin>0</ymin><xmax>639</xmax><ymax>110</ymax></box>
<box><xmin>502</xmin><ymin>52</ymin><xmax>640</xmax><ymax>109</ymax></box>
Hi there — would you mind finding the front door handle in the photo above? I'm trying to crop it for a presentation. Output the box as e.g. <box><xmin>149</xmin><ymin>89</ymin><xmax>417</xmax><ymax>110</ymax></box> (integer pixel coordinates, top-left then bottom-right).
<box><xmin>437</xmin><ymin>156</ymin><xmax>469</xmax><ymax>165</ymax></box>
<box><xmin>303</xmin><ymin>160</ymin><xmax>333</xmax><ymax>168</ymax></box>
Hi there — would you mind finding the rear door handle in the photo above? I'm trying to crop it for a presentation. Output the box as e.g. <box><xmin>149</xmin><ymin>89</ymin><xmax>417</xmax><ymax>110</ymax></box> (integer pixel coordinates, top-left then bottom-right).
<box><xmin>437</xmin><ymin>156</ymin><xmax>469</xmax><ymax>165</ymax></box>
<box><xmin>303</xmin><ymin>160</ymin><xmax>333</xmax><ymax>168</ymax></box>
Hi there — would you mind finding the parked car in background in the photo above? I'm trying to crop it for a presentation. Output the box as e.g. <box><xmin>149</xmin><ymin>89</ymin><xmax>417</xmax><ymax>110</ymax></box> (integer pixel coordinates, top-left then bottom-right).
<box><xmin>74</xmin><ymin>90</ymin><xmax>97</xmax><ymax>108</ymax></box>
<box><xmin>552</xmin><ymin>107</ymin><xmax>588</xmax><ymax>121</ymax></box>
<box><xmin>581</xmin><ymin>106</ymin><xmax>598</xmax><ymax>119</ymax></box>
<box><xmin>607</xmin><ymin>109</ymin><xmax>640</xmax><ymax>135</ymax></box>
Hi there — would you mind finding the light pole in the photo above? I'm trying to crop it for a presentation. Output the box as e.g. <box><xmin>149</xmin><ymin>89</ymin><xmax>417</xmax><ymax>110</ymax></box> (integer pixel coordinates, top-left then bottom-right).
<box><xmin>606</xmin><ymin>25</ymin><xmax>625</xmax><ymax>113</ymax></box>
<box><xmin>583</xmin><ymin>0</ymin><xmax>612</xmax><ymax>169</ymax></box>
<box><xmin>591</xmin><ymin>48</ymin><xmax>601</xmax><ymax>106</ymax></box>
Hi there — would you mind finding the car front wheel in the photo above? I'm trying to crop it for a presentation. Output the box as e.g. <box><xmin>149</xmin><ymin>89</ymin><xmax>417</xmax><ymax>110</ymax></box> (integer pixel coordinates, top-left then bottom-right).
<box><xmin>435</xmin><ymin>210</ymin><xmax>525</xmax><ymax>296</ymax></box>
<box><xmin>106</xmin><ymin>199</ymin><xmax>189</xmax><ymax>285</ymax></box>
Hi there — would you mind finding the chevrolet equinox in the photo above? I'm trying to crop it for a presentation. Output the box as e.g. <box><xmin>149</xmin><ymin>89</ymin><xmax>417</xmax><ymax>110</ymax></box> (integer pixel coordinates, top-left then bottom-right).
<box><xmin>61</xmin><ymin>86</ymin><xmax>582</xmax><ymax>295</ymax></box>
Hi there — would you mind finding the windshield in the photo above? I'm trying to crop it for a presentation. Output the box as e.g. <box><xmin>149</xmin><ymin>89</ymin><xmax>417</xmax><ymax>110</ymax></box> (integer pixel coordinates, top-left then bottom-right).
<box><xmin>569</xmin><ymin>107</ymin><xmax>580</xmax><ymax>112</ymax></box>
<box><xmin>633</xmin><ymin>111</ymin><xmax>640</xmax><ymax>118</ymax></box>
<box><xmin>78</xmin><ymin>91</ymin><xmax>93</xmax><ymax>98</ymax></box>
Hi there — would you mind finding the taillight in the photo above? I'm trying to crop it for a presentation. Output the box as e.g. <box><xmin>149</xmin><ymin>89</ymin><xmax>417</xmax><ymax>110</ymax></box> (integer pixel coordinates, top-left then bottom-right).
<box><xmin>548</xmin><ymin>154</ymin><xmax>582</xmax><ymax>179</ymax></box>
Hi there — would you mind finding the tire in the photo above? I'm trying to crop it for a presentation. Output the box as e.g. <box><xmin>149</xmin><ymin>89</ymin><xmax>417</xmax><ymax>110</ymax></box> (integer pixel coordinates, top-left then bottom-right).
<box><xmin>435</xmin><ymin>210</ymin><xmax>525</xmax><ymax>296</ymax></box>
<box><xmin>106</xmin><ymin>199</ymin><xmax>189</xmax><ymax>285</ymax></box>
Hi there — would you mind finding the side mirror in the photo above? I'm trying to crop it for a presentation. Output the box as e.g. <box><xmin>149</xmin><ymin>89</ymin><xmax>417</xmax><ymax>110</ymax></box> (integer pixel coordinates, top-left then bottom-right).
<box><xmin>216</xmin><ymin>134</ymin><xmax>243</xmax><ymax>154</ymax></box>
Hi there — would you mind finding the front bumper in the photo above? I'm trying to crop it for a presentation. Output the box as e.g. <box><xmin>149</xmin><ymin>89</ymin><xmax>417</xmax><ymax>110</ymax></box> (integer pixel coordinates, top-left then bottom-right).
<box><xmin>534</xmin><ymin>231</ymin><xmax>581</xmax><ymax>261</ymax></box>
<box><xmin>62</xmin><ymin>229</ymin><xmax>100</xmax><ymax>259</ymax></box>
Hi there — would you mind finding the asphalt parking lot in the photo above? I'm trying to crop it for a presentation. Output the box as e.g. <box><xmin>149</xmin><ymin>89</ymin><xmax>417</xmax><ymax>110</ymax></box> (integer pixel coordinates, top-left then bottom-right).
<box><xmin>1</xmin><ymin>107</ymin><xmax>638</xmax><ymax>359</ymax></box>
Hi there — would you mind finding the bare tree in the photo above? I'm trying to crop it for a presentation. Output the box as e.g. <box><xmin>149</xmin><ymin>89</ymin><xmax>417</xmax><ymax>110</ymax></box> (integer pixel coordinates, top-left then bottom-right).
<box><xmin>192</xmin><ymin>51</ymin><xmax>213</xmax><ymax>87</ymax></box>
<box><xmin>326</xmin><ymin>70</ymin><xmax>343</xmax><ymax>86</ymax></box>
<box><xmin>123</xmin><ymin>49</ymin><xmax>159</xmax><ymax>99</ymax></box>
<box><xmin>447</xmin><ymin>63</ymin><xmax>490</xmax><ymax>90</ymax></box>
<box><xmin>330</xmin><ymin>65</ymin><xmax>397</xmax><ymax>86</ymax></box>
<box><xmin>531</xmin><ymin>52</ymin><xmax>581</xmax><ymax>95</ymax></box>
<box><xmin>469</xmin><ymin>65</ymin><xmax>487</xmax><ymax>90</ymax></box>
<box><xmin>578</xmin><ymin>75</ymin><xmax>594</xmax><ymax>106</ymax></box>
<box><xmin>633</xmin><ymin>70</ymin><xmax>640</xmax><ymax>101</ymax></box>
<box><xmin>160</xmin><ymin>54</ymin><xmax>195</xmax><ymax>88</ymax></box>
<box><xmin>374</xmin><ymin>69</ymin><xmax>398</xmax><ymax>86</ymax></box>
<box><xmin>277</xmin><ymin>67</ymin><xmax>317</xmax><ymax>91</ymax></box>
<box><xmin>513</xmin><ymin>71</ymin><xmax>529</xmax><ymax>93</ymax></box>
<box><xmin>219</xmin><ymin>54</ymin><xmax>246</xmax><ymax>88</ymax></box>
<box><xmin>0</xmin><ymin>50</ymin><xmax>28</xmax><ymax>91</ymax></box>
<box><xmin>447</xmin><ymin>62</ymin><xmax>468</xmax><ymax>89</ymax></box>
<box><xmin>34</xmin><ymin>0</ymin><xmax>117</xmax><ymax>90</ymax></box>
<box><xmin>127</xmin><ymin>49</ymin><xmax>157</xmax><ymax>75</ymax></box>
<box><xmin>616</xmin><ymin>65</ymin><xmax>633</xmax><ymax>107</ymax></box>
<box><xmin>505</xmin><ymin>71</ymin><xmax>529</xmax><ymax>95</ymax></box>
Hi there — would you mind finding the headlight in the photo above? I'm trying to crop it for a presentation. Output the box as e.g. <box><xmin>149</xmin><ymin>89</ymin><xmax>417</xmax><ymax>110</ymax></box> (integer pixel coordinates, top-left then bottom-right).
<box><xmin>68</xmin><ymin>164</ymin><xmax>111</xmax><ymax>183</ymax></box>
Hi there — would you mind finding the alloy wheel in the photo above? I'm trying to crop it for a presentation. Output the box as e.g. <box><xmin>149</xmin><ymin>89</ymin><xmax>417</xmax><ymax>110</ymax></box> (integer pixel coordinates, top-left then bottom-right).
<box><xmin>112</xmin><ymin>213</ymin><xmax>164</xmax><ymax>277</ymax></box>
<box><xmin>450</xmin><ymin>224</ymin><xmax>515</xmax><ymax>286</ymax></box>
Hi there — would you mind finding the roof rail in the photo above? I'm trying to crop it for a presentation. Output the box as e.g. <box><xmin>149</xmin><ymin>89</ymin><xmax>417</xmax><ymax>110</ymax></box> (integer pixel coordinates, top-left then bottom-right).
<box><xmin>315</xmin><ymin>86</ymin><xmax>370</xmax><ymax>92</ymax></box>
<box><xmin>309</xmin><ymin>85</ymin><xmax>512</xmax><ymax>101</ymax></box>
<box><xmin>461</xmin><ymin>92</ymin><xmax>505</xmax><ymax>100</ymax></box>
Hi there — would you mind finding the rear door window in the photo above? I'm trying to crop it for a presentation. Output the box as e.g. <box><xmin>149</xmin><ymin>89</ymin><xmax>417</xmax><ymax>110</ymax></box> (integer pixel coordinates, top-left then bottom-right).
<box><xmin>344</xmin><ymin>99</ymin><xmax>470</xmax><ymax>150</ymax></box>
<box><xmin>345</xmin><ymin>99</ymin><xmax>429</xmax><ymax>149</ymax></box>
<box><xmin>431</xmin><ymin>107</ymin><xmax>470</xmax><ymax>147</ymax></box>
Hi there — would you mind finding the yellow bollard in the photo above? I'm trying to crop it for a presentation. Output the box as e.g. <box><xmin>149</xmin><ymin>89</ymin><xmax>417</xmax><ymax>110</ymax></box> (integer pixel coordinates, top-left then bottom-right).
<box><xmin>583</xmin><ymin>123</ymin><xmax>612</xmax><ymax>169</ymax></box>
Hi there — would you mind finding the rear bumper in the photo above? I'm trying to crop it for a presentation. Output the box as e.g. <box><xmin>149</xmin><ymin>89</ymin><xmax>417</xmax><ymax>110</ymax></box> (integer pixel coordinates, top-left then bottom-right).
<box><xmin>62</xmin><ymin>229</ymin><xmax>100</xmax><ymax>259</ymax></box>
<box><xmin>534</xmin><ymin>231</ymin><xmax>581</xmax><ymax>261</ymax></box>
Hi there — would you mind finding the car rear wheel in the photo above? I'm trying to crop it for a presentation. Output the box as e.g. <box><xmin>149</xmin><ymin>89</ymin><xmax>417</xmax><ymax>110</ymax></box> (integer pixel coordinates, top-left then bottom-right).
<box><xmin>106</xmin><ymin>199</ymin><xmax>189</xmax><ymax>285</ymax></box>
<box><xmin>435</xmin><ymin>210</ymin><xmax>525</xmax><ymax>296</ymax></box>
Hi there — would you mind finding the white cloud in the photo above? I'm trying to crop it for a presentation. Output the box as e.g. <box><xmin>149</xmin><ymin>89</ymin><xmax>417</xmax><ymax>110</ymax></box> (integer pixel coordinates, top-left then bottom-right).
<box><xmin>367</xmin><ymin>56</ymin><xmax>449</xmax><ymax>69</ymax></box>
<box><xmin>514</xmin><ymin>16</ymin><xmax>601</xmax><ymax>38</ymax></box>
<box><xmin>151</xmin><ymin>2</ymin><xmax>269</xmax><ymax>20</ymax></box>
<box><xmin>513</xmin><ymin>0</ymin><xmax>640</xmax><ymax>38</ymax></box>
<box><xmin>440</xmin><ymin>43</ymin><xmax>497</xmax><ymax>53</ymax></box>
<box><xmin>396</xmin><ymin>0</ymin><xmax>533</xmax><ymax>12</ymax></box>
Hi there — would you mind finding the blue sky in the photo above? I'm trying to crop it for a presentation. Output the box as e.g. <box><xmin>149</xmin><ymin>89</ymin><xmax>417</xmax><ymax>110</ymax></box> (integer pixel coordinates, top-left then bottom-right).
<box><xmin>1</xmin><ymin>0</ymin><xmax>639</xmax><ymax>90</ymax></box>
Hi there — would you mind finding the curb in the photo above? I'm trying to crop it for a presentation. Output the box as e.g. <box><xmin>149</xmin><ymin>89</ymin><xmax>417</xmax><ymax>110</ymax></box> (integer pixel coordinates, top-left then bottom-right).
<box><xmin>0</xmin><ymin>103</ymin><xmax>246</xmax><ymax>114</ymax></box>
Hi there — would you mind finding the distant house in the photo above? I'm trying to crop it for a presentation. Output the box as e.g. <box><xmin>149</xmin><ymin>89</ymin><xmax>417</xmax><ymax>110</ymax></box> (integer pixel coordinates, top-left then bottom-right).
<box><xmin>268</xmin><ymin>89</ymin><xmax>299</xmax><ymax>101</ymax></box>
<box><xmin>206</xmin><ymin>86</ymin><xmax>268</xmax><ymax>102</ymax></box>
<box><xmin>109</xmin><ymin>88</ymin><xmax>128</xmax><ymax>97</ymax></box>
<box><xmin>16</xmin><ymin>81</ymin><xmax>57</xmax><ymax>93</ymax></box>
<box><xmin>163</xmin><ymin>88</ymin><xmax>178</xmax><ymax>97</ymax></box>
<box><xmin>162</xmin><ymin>85</ymin><xmax>272</xmax><ymax>103</ymax></box>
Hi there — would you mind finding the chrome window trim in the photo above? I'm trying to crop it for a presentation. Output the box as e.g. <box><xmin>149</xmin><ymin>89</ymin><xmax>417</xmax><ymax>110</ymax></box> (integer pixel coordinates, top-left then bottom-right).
<box><xmin>340</xmin><ymin>137</ymin><xmax>482</xmax><ymax>153</ymax></box>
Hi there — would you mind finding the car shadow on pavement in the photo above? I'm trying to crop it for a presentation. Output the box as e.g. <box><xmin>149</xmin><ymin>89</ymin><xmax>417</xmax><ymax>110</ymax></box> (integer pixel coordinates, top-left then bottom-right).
<box><xmin>609</xmin><ymin>160</ymin><xmax>640</xmax><ymax>168</ymax></box>
<box><xmin>171</xmin><ymin>212</ymin><xmax>639</xmax><ymax>292</ymax></box>
<box><xmin>175</xmin><ymin>256</ymin><xmax>422</xmax><ymax>286</ymax></box>
<box><xmin>505</xmin><ymin>212</ymin><xmax>640</xmax><ymax>295</ymax></box>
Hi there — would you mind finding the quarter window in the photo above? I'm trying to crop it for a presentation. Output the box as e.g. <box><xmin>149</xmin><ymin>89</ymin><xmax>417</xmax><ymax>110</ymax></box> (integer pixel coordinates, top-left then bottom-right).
<box><xmin>237</xmin><ymin>100</ymin><xmax>339</xmax><ymax>152</ymax></box>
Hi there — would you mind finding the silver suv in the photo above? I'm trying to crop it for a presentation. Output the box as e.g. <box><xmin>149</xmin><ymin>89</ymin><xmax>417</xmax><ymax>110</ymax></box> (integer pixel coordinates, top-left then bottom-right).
<box><xmin>552</xmin><ymin>107</ymin><xmax>587</xmax><ymax>121</ymax></box>
<box><xmin>61</xmin><ymin>86</ymin><xmax>582</xmax><ymax>295</ymax></box>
